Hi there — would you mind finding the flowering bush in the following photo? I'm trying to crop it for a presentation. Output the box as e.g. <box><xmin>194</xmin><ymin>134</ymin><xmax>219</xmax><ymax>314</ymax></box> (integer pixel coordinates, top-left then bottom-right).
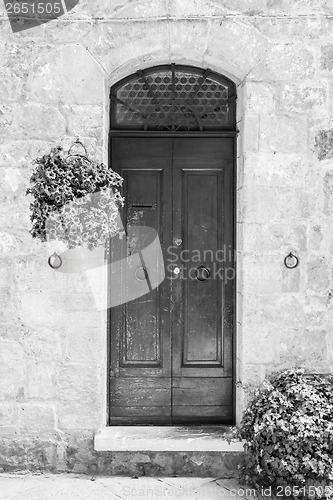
<box><xmin>238</xmin><ymin>369</ymin><xmax>333</xmax><ymax>499</ymax></box>
<box><xmin>26</xmin><ymin>146</ymin><xmax>124</xmax><ymax>249</ymax></box>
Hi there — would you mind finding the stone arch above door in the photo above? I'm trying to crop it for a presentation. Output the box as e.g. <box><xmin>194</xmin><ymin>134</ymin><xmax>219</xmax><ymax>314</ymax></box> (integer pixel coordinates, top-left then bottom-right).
<box><xmin>110</xmin><ymin>64</ymin><xmax>237</xmax><ymax>132</ymax></box>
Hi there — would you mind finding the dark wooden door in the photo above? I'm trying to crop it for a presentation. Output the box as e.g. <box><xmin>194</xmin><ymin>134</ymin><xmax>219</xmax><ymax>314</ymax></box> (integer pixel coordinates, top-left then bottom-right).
<box><xmin>109</xmin><ymin>137</ymin><xmax>234</xmax><ymax>424</ymax></box>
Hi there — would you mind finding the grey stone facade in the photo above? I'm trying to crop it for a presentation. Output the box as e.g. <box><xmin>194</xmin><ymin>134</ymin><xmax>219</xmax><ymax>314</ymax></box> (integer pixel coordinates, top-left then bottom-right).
<box><xmin>0</xmin><ymin>0</ymin><xmax>333</xmax><ymax>472</ymax></box>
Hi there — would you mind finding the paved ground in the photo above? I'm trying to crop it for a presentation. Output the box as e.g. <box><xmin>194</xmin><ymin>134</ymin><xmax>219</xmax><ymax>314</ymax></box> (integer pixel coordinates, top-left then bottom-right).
<box><xmin>0</xmin><ymin>474</ymin><xmax>257</xmax><ymax>499</ymax></box>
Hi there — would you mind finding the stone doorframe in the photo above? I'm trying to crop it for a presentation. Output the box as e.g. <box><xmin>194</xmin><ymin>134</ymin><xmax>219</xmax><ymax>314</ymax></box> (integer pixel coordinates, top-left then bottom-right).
<box><xmin>94</xmin><ymin>58</ymin><xmax>245</xmax><ymax>446</ymax></box>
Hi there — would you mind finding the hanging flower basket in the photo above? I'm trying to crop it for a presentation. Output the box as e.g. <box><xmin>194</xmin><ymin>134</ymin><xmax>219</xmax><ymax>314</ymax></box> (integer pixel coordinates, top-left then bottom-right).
<box><xmin>26</xmin><ymin>140</ymin><xmax>124</xmax><ymax>251</ymax></box>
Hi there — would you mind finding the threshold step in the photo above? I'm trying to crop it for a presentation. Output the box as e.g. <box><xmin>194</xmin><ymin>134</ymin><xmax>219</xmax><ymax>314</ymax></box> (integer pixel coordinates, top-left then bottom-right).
<box><xmin>94</xmin><ymin>426</ymin><xmax>245</xmax><ymax>452</ymax></box>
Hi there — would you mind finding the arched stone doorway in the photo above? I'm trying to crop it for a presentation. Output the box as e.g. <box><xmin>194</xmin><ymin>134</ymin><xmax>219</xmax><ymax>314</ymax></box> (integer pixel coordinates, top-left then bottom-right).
<box><xmin>108</xmin><ymin>65</ymin><xmax>236</xmax><ymax>425</ymax></box>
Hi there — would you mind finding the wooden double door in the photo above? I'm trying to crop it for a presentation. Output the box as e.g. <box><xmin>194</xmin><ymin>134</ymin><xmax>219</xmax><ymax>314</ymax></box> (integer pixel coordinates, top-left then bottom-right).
<box><xmin>109</xmin><ymin>136</ymin><xmax>234</xmax><ymax>424</ymax></box>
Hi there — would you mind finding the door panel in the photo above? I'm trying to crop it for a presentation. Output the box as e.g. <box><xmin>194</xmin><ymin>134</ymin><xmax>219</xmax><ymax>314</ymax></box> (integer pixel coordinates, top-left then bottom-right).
<box><xmin>109</xmin><ymin>136</ymin><xmax>234</xmax><ymax>424</ymax></box>
<box><xmin>183</xmin><ymin>171</ymin><xmax>222</xmax><ymax>364</ymax></box>
<box><xmin>171</xmin><ymin>138</ymin><xmax>233</xmax><ymax>423</ymax></box>
<box><xmin>110</xmin><ymin>378</ymin><xmax>172</xmax><ymax>424</ymax></box>
<box><xmin>172</xmin><ymin>377</ymin><xmax>233</xmax><ymax>423</ymax></box>
<box><xmin>109</xmin><ymin>138</ymin><xmax>173</xmax><ymax>424</ymax></box>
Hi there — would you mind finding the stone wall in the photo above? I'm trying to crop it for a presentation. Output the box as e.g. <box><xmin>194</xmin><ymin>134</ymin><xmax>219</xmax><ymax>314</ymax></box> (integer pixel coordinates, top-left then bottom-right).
<box><xmin>0</xmin><ymin>0</ymin><xmax>333</xmax><ymax>472</ymax></box>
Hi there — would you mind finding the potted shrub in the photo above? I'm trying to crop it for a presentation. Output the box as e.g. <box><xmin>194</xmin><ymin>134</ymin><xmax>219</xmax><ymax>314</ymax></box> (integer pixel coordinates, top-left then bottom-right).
<box><xmin>238</xmin><ymin>369</ymin><xmax>333</xmax><ymax>499</ymax></box>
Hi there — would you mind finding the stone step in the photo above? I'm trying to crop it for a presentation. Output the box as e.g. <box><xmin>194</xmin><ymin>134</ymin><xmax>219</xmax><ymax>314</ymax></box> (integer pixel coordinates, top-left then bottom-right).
<box><xmin>94</xmin><ymin>426</ymin><xmax>245</xmax><ymax>477</ymax></box>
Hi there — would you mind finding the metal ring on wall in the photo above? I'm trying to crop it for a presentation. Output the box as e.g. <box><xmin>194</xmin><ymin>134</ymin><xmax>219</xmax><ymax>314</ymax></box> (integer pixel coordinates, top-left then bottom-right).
<box><xmin>284</xmin><ymin>252</ymin><xmax>299</xmax><ymax>269</ymax></box>
<box><xmin>48</xmin><ymin>252</ymin><xmax>62</xmax><ymax>269</ymax></box>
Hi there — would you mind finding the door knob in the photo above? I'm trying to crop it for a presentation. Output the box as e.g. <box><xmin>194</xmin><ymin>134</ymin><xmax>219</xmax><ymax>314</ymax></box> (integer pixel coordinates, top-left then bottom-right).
<box><xmin>174</xmin><ymin>238</ymin><xmax>182</xmax><ymax>246</ymax></box>
<box><xmin>195</xmin><ymin>265</ymin><xmax>210</xmax><ymax>282</ymax></box>
<box><xmin>173</xmin><ymin>266</ymin><xmax>181</xmax><ymax>275</ymax></box>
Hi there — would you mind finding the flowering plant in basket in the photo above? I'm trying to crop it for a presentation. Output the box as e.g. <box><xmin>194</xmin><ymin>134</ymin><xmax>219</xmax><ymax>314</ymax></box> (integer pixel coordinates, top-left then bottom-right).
<box><xmin>26</xmin><ymin>144</ymin><xmax>124</xmax><ymax>250</ymax></box>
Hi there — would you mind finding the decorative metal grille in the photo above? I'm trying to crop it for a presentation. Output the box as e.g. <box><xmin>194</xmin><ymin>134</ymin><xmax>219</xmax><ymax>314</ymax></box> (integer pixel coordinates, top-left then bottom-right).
<box><xmin>110</xmin><ymin>64</ymin><xmax>236</xmax><ymax>132</ymax></box>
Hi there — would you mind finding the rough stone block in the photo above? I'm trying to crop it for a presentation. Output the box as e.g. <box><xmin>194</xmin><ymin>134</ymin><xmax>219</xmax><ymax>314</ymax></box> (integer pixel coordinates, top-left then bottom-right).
<box><xmin>243</xmin><ymin>186</ymin><xmax>312</xmax><ymax>224</ymax></box>
<box><xmin>260</xmin><ymin>295</ymin><xmax>306</xmax><ymax>330</ymax></box>
<box><xmin>282</xmin><ymin>266</ymin><xmax>301</xmax><ymax>293</ymax></box>
<box><xmin>266</xmin><ymin>0</ymin><xmax>322</xmax><ymax>13</ymax></box>
<box><xmin>251</xmin><ymin>44</ymin><xmax>315</xmax><ymax>80</ymax></box>
<box><xmin>96</xmin><ymin>451</ymin><xmax>243</xmax><ymax>477</ymax></box>
<box><xmin>320</xmin><ymin>44</ymin><xmax>333</xmax><ymax>72</ymax></box>
<box><xmin>0</xmin><ymin>323</ymin><xmax>28</xmax><ymax>342</ymax></box>
<box><xmin>41</xmin><ymin>19</ymin><xmax>92</xmax><ymax>45</ymax></box>
<box><xmin>169</xmin><ymin>0</ymin><xmax>233</xmax><ymax>16</ymax></box>
<box><xmin>25</xmin><ymin>362</ymin><xmax>56</xmax><ymax>399</ymax></box>
<box><xmin>83</xmin><ymin>21</ymin><xmax>170</xmax><ymax>74</ymax></box>
<box><xmin>19</xmin><ymin>292</ymin><xmax>66</xmax><ymax>328</ymax></box>
<box><xmin>65</xmin><ymin>327</ymin><xmax>102</xmax><ymax>364</ymax></box>
<box><xmin>0</xmin><ymin>140</ymin><xmax>56</xmax><ymax>169</ymax></box>
<box><xmin>307</xmin><ymin>257</ymin><xmax>330</xmax><ymax>292</ymax></box>
<box><xmin>169</xmin><ymin>0</ymin><xmax>269</xmax><ymax>16</ymax></box>
<box><xmin>19</xmin><ymin>329</ymin><xmax>62</xmax><ymax>364</ymax></box>
<box><xmin>243</xmin><ymin>152</ymin><xmax>309</xmax><ymax>188</ymax></box>
<box><xmin>169</xmin><ymin>20</ymin><xmax>211</xmax><ymax>57</ymax></box>
<box><xmin>242</xmin><ymin>365</ymin><xmax>266</xmax><ymax>388</ymax></box>
<box><xmin>57</xmin><ymin>364</ymin><xmax>101</xmax><ymax>430</ymax></box>
<box><xmin>61</xmin><ymin>105</ymin><xmax>103</xmax><ymax>138</ymax></box>
<box><xmin>64</xmin><ymin>431</ymin><xmax>97</xmax><ymax>473</ymax></box>
<box><xmin>0</xmin><ymin>289</ymin><xmax>17</xmax><ymax>324</ymax></box>
<box><xmin>280</xmin><ymin>83</ymin><xmax>328</xmax><ymax>114</ymax></box>
<box><xmin>250</xmin><ymin>17</ymin><xmax>322</xmax><ymax>42</ymax></box>
<box><xmin>322</xmin><ymin>0</ymin><xmax>333</xmax><ymax>12</ymax></box>
<box><xmin>92</xmin><ymin>0</ymin><xmax>168</xmax><ymax>18</ymax></box>
<box><xmin>241</xmin><ymin>254</ymin><xmax>283</xmax><ymax>295</ymax></box>
<box><xmin>272</xmin><ymin>329</ymin><xmax>328</xmax><ymax>371</ymax></box>
<box><xmin>23</xmin><ymin>45</ymin><xmax>104</xmax><ymax>105</ymax></box>
<box><xmin>309</xmin><ymin>224</ymin><xmax>324</xmax><ymax>251</ymax></box>
<box><xmin>315</xmin><ymin>131</ymin><xmax>333</xmax><ymax>161</ymax></box>
<box><xmin>243</xmin><ymin>223</ymin><xmax>307</xmax><ymax>254</ymax></box>
<box><xmin>0</xmin><ymin>438</ymin><xmax>56</xmax><ymax>472</ymax></box>
<box><xmin>242</xmin><ymin>115</ymin><xmax>259</xmax><ymax>152</ymax></box>
<box><xmin>8</xmin><ymin>104</ymin><xmax>66</xmax><ymax>140</ymax></box>
<box><xmin>260</xmin><ymin>115</ymin><xmax>307</xmax><ymax>153</ymax></box>
<box><xmin>259</xmin><ymin>261</ymin><xmax>284</xmax><ymax>295</ymax></box>
<box><xmin>245</xmin><ymin>82</ymin><xmax>277</xmax><ymax>114</ymax></box>
<box><xmin>0</xmin><ymin>69</ymin><xmax>23</xmax><ymax>102</ymax></box>
<box><xmin>15</xmin><ymin>256</ymin><xmax>70</xmax><ymax>294</ymax></box>
<box><xmin>17</xmin><ymin>403</ymin><xmax>56</xmax><ymax>436</ymax></box>
<box><xmin>207</xmin><ymin>20</ymin><xmax>269</xmax><ymax>77</ymax></box>
<box><xmin>324</xmin><ymin>170</ymin><xmax>333</xmax><ymax>214</ymax></box>
<box><xmin>66</xmin><ymin>309</ymin><xmax>104</xmax><ymax>328</ymax></box>
<box><xmin>242</xmin><ymin>328</ymin><xmax>275</xmax><ymax>364</ymax></box>
<box><xmin>0</xmin><ymin>341</ymin><xmax>25</xmax><ymax>401</ymax></box>
<box><xmin>0</xmin><ymin>401</ymin><xmax>17</xmax><ymax>427</ymax></box>
<box><xmin>0</xmin><ymin>258</ymin><xmax>13</xmax><ymax>291</ymax></box>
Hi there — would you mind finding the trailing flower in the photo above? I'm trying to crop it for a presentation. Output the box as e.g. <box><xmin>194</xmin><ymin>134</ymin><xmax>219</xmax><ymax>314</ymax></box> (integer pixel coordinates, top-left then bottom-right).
<box><xmin>238</xmin><ymin>369</ymin><xmax>333</xmax><ymax>499</ymax></box>
<box><xmin>26</xmin><ymin>145</ymin><xmax>124</xmax><ymax>249</ymax></box>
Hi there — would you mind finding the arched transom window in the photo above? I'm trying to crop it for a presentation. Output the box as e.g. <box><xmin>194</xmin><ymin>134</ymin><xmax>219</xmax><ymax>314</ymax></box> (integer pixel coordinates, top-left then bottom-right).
<box><xmin>110</xmin><ymin>64</ymin><xmax>236</xmax><ymax>132</ymax></box>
